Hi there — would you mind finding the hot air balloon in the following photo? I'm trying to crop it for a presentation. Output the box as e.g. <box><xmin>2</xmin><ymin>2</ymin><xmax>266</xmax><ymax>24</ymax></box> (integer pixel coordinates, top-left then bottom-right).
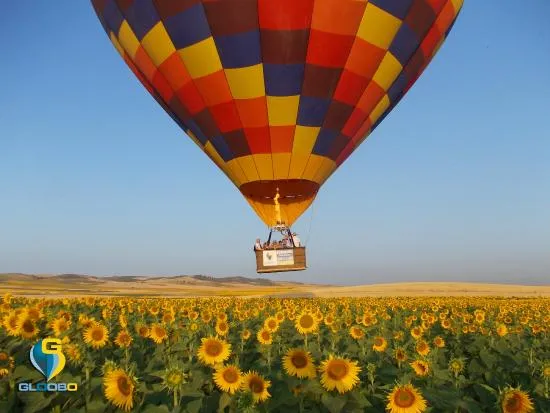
<box><xmin>90</xmin><ymin>0</ymin><xmax>463</xmax><ymax>273</ymax></box>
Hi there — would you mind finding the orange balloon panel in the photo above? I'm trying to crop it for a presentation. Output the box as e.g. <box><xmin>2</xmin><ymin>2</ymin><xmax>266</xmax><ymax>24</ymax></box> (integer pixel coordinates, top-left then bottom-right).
<box><xmin>91</xmin><ymin>0</ymin><xmax>464</xmax><ymax>227</ymax></box>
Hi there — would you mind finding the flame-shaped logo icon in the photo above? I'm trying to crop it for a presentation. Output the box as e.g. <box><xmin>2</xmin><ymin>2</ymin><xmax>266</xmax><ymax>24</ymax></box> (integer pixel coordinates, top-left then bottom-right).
<box><xmin>30</xmin><ymin>339</ymin><xmax>66</xmax><ymax>382</ymax></box>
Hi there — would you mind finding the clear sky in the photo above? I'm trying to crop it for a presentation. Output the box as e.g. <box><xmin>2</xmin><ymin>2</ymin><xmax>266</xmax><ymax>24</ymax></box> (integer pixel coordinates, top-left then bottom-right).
<box><xmin>1</xmin><ymin>1</ymin><xmax>549</xmax><ymax>285</ymax></box>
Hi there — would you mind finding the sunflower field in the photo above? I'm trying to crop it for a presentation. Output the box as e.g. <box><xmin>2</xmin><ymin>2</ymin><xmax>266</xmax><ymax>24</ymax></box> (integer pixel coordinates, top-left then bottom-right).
<box><xmin>0</xmin><ymin>293</ymin><xmax>549</xmax><ymax>413</ymax></box>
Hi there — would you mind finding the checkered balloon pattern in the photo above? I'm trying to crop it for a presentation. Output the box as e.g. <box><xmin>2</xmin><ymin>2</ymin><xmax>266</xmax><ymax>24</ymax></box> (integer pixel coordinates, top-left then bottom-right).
<box><xmin>91</xmin><ymin>0</ymin><xmax>463</xmax><ymax>227</ymax></box>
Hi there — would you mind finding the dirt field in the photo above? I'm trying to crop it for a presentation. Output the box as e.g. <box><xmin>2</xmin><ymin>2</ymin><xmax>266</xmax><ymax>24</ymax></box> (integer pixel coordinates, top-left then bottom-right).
<box><xmin>0</xmin><ymin>273</ymin><xmax>548</xmax><ymax>297</ymax></box>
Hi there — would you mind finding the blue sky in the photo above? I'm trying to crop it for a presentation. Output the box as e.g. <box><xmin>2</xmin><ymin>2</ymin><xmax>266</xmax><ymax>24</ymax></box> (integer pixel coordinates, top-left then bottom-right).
<box><xmin>1</xmin><ymin>1</ymin><xmax>549</xmax><ymax>284</ymax></box>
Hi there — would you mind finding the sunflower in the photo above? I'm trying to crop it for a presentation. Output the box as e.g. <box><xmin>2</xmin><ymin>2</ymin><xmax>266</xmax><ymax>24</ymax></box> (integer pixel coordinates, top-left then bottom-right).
<box><xmin>394</xmin><ymin>348</ymin><xmax>408</xmax><ymax>364</ymax></box>
<box><xmin>51</xmin><ymin>317</ymin><xmax>71</xmax><ymax>337</ymax></box>
<box><xmin>497</xmin><ymin>324</ymin><xmax>508</xmax><ymax>337</ymax></box>
<box><xmin>295</xmin><ymin>312</ymin><xmax>318</xmax><ymax>335</ymax></box>
<box><xmin>242</xmin><ymin>329</ymin><xmax>251</xmax><ymax>340</ymax></box>
<box><xmin>135</xmin><ymin>323</ymin><xmax>150</xmax><ymax>338</ymax></box>
<box><xmin>78</xmin><ymin>314</ymin><xmax>95</xmax><ymax>328</ymax></box>
<box><xmin>197</xmin><ymin>337</ymin><xmax>231</xmax><ymax>366</ymax></box>
<box><xmin>501</xmin><ymin>387</ymin><xmax>534</xmax><ymax>413</ymax></box>
<box><xmin>542</xmin><ymin>362</ymin><xmax>550</xmax><ymax>378</ymax></box>
<box><xmin>449</xmin><ymin>358</ymin><xmax>465</xmax><ymax>376</ymax></box>
<box><xmin>257</xmin><ymin>328</ymin><xmax>272</xmax><ymax>345</ymax></box>
<box><xmin>0</xmin><ymin>352</ymin><xmax>14</xmax><ymax>377</ymax></box>
<box><xmin>283</xmin><ymin>349</ymin><xmax>316</xmax><ymax>379</ymax></box>
<box><xmin>149</xmin><ymin>324</ymin><xmax>168</xmax><ymax>344</ymax></box>
<box><xmin>349</xmin><ymin>326</ymin><xmax>365</xmax><ymax>340</ymax></box>
<box><xmin>114</xmin><ymin>330</ymin><xmax>133</xmax><ymax>348</ymax></box>
<box><xmin>386</xmin><ymin>383</ymin><xmax>427</xmax><ymax>413</ymax></box>
<box><xmin>215</xmin><ymin>320</ymin><xmax>229</xmax><ymax>337</ymax></box>
<box><xmin>162</xmin><ymin>312</ymin><xmax>174</xmax><ymax>324</ymax></box>
<box><xmin>319</xmin><ymin>356</ymin><xmax>361</xmax><ymax>394</ymax></box>
<box><xmin>161</xmin><ymin>363</ymin><xmax>187</xmax><ymax>394</ymax></box>
<box><xmin>410</xmin><ymin>326</ymin><xmax>423</xmax><ymax>339</ymax></box>
<box><xmin>410</xmin><ymin>360</ymin><xmax>430</xmax><ymax>377</ymax></box>
<box><xmin>103</xmin><ymin>368</ymin><xmax>136</xmax><ymax>412</ymax></box>
<box><xmin>25</xmin><ymin>307</ymin><xmax>42</xmax><ymax>321</ymax></box>
<box><xmin>65</xmin><ymin>344</ymin><xmax>81</xmax><ymax>363</ymax></box>
<box><xmin>264</xmin><ymin>317</ymin><xmax>279</xmax><ymax>333</ymax></box>
<box><xmin>373</xmin><ymin>336</ymin><xmax>388</xmax><ymax>352</ymax></box>
<box><xmin>441</xmin><ymin>319</ymin><xmax>452</xmax><ymax>329</ymax></box>
<box><xmin>415</xmin><ymin>340</ymin><xmax>430</xmax><ymax>357</ymax></box>
<box><xmin>213</xmin><ymin>365</ymin><xmax>242</xmax><ymax>394</ymax></box>
<box><xmin>83</xmin><ymin>323</ymin><xmax>109</xmax><ymax>349</ymax></box>
<box><xmin>324</xmin><ymin>314</ymin><xmax>335</xmax><ymax>326</ymax></box>
<box><xmin>16</xmin><ymin>316</ymin><xmax>38</xmax><ymax>339</ymax></box>
<box><xmin>242</xmin><ymin>371</ymin><xmax>271</xmax><ymax>403</ymax></box>
<box><xmin>393</xmin><ymin>331</ymin><xmax>405</xmax><ymax>341</ymax></box>
<box><xmin>433</xmin><ymin>336</ymin><xmax>445</xmax><ymax>348</ymax></box>
<box><xmin>3</xmin><ymin>312</ymin><xmax>20</xmax><ymax>336</ymax></box>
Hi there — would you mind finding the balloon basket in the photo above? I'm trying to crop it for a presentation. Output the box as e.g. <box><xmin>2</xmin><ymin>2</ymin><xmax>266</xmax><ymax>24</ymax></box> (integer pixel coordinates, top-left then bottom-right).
<box><xmin>255</xmin><ymin>247</ymin><xmax>307</xmax><ymax>274</ymax></box>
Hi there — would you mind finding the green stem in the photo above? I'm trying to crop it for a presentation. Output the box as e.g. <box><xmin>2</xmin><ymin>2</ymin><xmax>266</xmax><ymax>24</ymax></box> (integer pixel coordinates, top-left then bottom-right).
<box><xmin>267</xmin><ymin>347</ymin><xmax>272</xmax><ymax>374</ymax></box>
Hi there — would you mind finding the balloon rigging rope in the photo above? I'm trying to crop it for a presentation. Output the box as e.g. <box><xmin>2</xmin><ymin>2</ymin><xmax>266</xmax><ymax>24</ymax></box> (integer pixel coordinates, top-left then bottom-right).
<box><xmin>305</xmin><ymin>201</ymin><xmax>315</xmax><ymax>247</ymax></box>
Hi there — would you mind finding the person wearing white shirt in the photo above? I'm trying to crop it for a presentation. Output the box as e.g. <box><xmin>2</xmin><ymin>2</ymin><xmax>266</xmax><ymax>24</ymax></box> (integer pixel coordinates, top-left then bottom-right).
<box><xmin>291</xmin><ymin>233</ymin><xmax>301</xmax><ymax>247</ymax></box>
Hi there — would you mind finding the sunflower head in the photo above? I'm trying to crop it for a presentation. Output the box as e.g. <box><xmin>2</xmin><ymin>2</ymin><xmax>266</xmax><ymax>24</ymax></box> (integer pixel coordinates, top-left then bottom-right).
<box><xmin>149</xmin><ymin>324</ymin><xmax>168</xmax><ymax>344</ymax></box>
<box><xmin>114</xmin><ymin>330</ymin><xmax>133</xmax><ymax>348</ymax></box>
<box><xmin>17</xmin><ymin>316</ymin><xmax>39</xmax><ymax>339</ymax></box>
<box><xmin>386</xmin><ymin>383</ymin><xmax>427</xmax><ymax>413</ymax></box>
<box><xmin>160</xmin><ymin>362</ymin><xmax>187</xmax><ymax>393</ymax></box>
<box><xmin>319</xmin><ymin>355</ymin><xmax>361</xmax><ymax>394</ymax></box>
<box><xmin>497</xmin><ymin>324</ymin><xmax>509</xmax><ymax>337</ymax></box>
<box><xmin>449</xmin><ymin>358</ymin><xmax>465</xmax><ymax>376</ymax></box>
<box><xmin>500</xmin><ymin>387</ymin><xmax>535</xmax><ymax>413</ymax></box>
<box><xmin>283</xmin><ymin>349</ymin><xmax>316</xmax><ymax>379</ymax></box>
<box><xmin>214</xmin><ymin>364</ymin><xmax>242</xmax><ymax>394</ymax></box>
<box><xmin>394</xmin><ymin>348</ymin><xmax>408</xmax><ymax>363</ymax></box>
<box><xmin>410</xmin><ymin>360</ymin><xmax>430</xmax><ymax>377</ymax></box>
<box><xmin>264</xmin><ymin>317</ymin><xmax>279</xmax><ymax>333</ymax></box>
<box><xmin>197</xmin><ymin>337</ymin><xmax>231</xmax><ymax>366</ymax></box>
<box><xmin>103</xmin><ymin>368</ymin><xmax>137</xmax><ymax>412</ymax></box>
<box><xmin>83</xmin><ymin>323</ymin><xmax>109</xmax><ymax>349</ymax></box>
<box><xmin>256</xmin><ymin>328</ymin><xmax>272</xmax><ymax>345</ymax></box>
<box><xmin>349</xmin><ymin>326</ymin><xmax>364</xmax><ymax>340</ymax></box>
<box><xmin>433</xmin><ymin>336</ymin><xmax>445</xmax><ymax>348</ymax></box>
<box><xmin>215</xmin><ymin>321</ymin><xmax>229</xmax><ymax>337</ymax></box>
<box><xmin>241</xmin><ymin>371</ymin><xmax>271</xmax><ymax>403</ymax></box>
<box><xmin>415</xmin><ymin>340</ymin><xmax>430</xmax><ymax>356</ymax></box>
<box><xmin>295</xmin><ymin>312</ymin><xmax>318</xmax><ymax>335</ymax></box>
<box><xmin>372</xmin><ymin>336</ymin><xmax>388</xmax><ymax>352</ymax></box>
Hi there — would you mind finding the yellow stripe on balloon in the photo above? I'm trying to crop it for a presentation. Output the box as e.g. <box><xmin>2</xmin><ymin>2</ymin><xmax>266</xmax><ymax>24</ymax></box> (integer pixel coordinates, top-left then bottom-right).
<box><xmin>252</xmin><ymin>154</ymin><xmax>274</xmax><ymax>180</ymax></box>
<box><xmin>356</xmin><ymin>3</ymin><xmax>402</xmax><ymax>50</ymax></box>
<box><xmin>178</xmin><ymin>37</ymin><xmax>222</xmax><ymax>79</ymax></box>
<box><xmin>109</xmin><ymin>32</ymin><xmax>125</xmax><ymax>57</ymax></box>
<box><xmin>372</xmin><ymin>53</ymin><xmax>403</xmax><ymax>92</ymax></box>
<box><xmin>141</xmin><ymin>23</ymin><xmax>176</xmax><ymax>67</ymax></box>
<box><xmin>267</xmin><ymin>95</ymin><xmax>300</xmax><ymax>126</ymax></box>
<box><xmin>272</xmin><ymin>153</ymin><xmax>291</xmax><ymax>180</ymax></box>
<box><xmin>368</xmin><ymin>95</ymin><xmax>390</xmax><ymax>126</ymax></box>
<box><xmin>225</xmin><ymin>65</ymin><xmax>266</xmax><ymax>99</ymax></box>
<box><xmin>117</xmin><ymin>21</ymin><xmax>140</xmax><ymax>59</ymax></box>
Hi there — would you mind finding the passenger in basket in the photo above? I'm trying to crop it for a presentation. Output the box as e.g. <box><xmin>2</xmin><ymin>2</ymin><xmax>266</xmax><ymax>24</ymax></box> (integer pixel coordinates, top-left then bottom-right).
<box><xmin>291</xmin><ymin>233</ymin><xmax>301</xmax><ymax>247</ymax></box>
<box><xmin>254</xmin><ymin>238</ymin><xmax>263</xmax><ymax>251</ymax></box>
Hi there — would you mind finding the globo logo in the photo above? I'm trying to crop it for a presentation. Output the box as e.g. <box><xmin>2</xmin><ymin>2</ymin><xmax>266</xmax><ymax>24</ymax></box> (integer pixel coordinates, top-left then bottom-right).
<box><xmin>30</xmin><ymin>338</ymin><xmax>66</xmax><ymax>381</ymax></box>
<box><xmin>18</xmin><ymin>338</ymin><xmax>78</xmax><ymax>392</ymax></box>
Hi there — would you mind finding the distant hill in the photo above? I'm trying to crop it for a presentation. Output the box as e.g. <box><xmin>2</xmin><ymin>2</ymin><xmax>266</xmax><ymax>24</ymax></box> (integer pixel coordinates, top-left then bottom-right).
<box><xmin>0</xmin><ymin>273</ymin><xmax>301</xmax><ymax>286</ymax></box>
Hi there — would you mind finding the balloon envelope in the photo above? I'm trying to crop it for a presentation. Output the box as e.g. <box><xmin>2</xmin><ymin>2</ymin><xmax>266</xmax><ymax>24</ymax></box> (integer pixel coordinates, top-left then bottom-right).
<box><xmin>91</xmin><ymin>0</ymin><xmax>463</xmax><ymax>227</ymax></box>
